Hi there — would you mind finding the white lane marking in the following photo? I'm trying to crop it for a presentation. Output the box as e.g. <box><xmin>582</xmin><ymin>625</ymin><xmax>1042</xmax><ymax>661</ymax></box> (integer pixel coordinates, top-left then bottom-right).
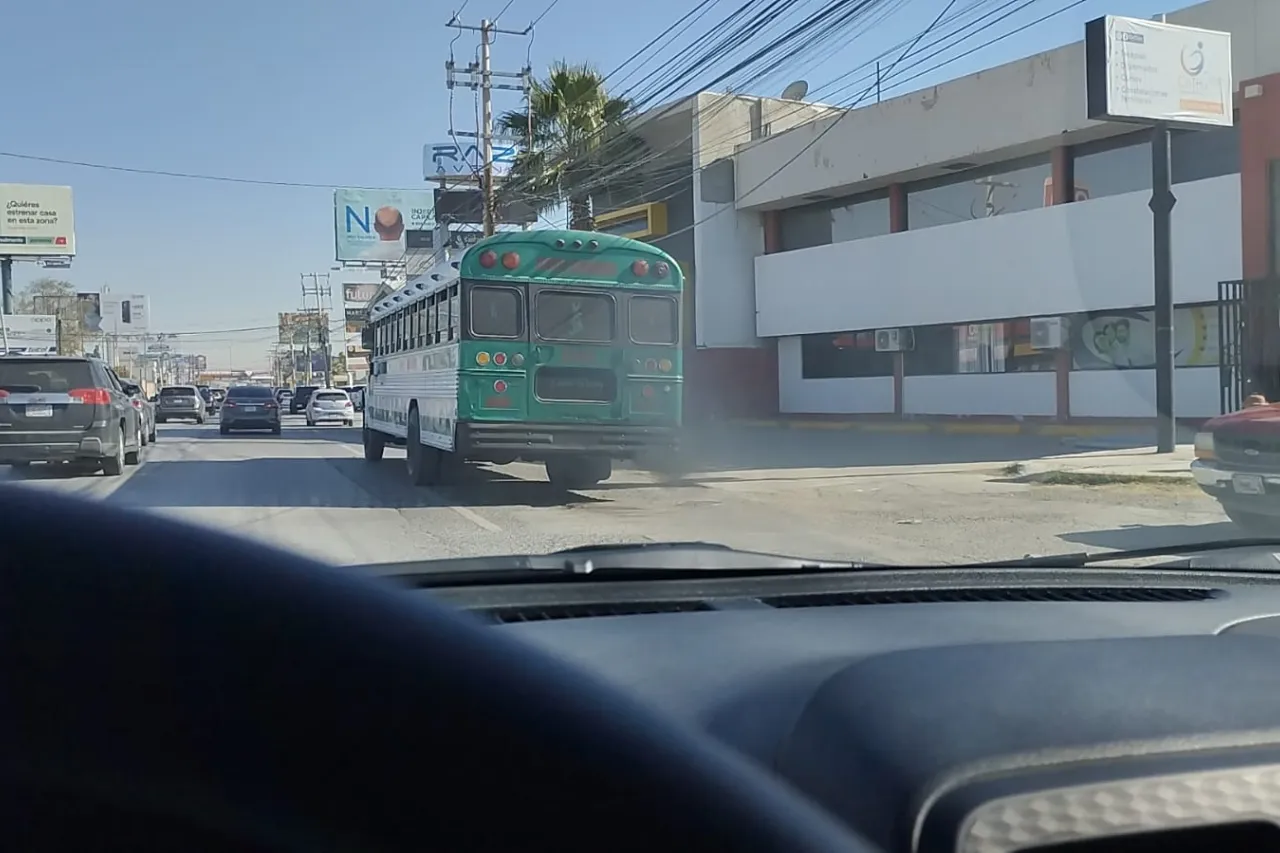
<box><xmin>337</xmin><ymin>441</ymin><xmax>503</xmax><ymax>532</ymax></box>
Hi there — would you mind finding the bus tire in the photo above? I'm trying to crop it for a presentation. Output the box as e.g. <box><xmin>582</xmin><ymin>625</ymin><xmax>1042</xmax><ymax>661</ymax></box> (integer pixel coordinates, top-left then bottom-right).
<box><xmin>405</xmin><ymin>411</ymin><xmax>437</xmax><ymax>487</ymax></box>
<box><xmin>363</xmin><ymin>423</ymin><xmax>385</xmax><ymax>462</ymax></box>
<box><xmin>546</xmin><ymin>456</ymin><xmax>611</xmax><ymax>490</ymax></box>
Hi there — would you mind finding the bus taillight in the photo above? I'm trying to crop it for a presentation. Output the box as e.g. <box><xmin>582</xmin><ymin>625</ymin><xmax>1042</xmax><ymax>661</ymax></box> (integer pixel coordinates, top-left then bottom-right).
<box><xmin>631</xmin><ymin>259</ymin><xmax>649</xmax><ymax>276</ymax></box>
<box><xmin>501</xmin><ymin>252</ymin><xmax>520</xmax><ymax>269</ymax></box>
<box><xmin>493</xmin><ymin>380</ymin><xmax>508</xmax><ymax>394</ymax></box>
<box><xmin>479</xmin><ymin>250</ymin><xmax>498</xmax><ymax>268</ymax></box>
<box><xmin>476</xmin><ymin>352</ymin><xmax>491</xmax><ymax>365</ymax></box>
<box><xmin>511</xmin><ymin>353</ymin><xmax>525</xmax><ymax>366</ymax></box>
<box><xmin>493</xmin><ymin>352</ymin><xmax>507</xmax><ymax>366</ymax></box>
<box><xmin>655</xmin><ymin>262</ymin><xmax>669</xmax><ymax>277</ymax></box>
<box><xmin>658</xmin><ymin>358</ymin><xmax>672</xmax><ymax>372</ymax></box>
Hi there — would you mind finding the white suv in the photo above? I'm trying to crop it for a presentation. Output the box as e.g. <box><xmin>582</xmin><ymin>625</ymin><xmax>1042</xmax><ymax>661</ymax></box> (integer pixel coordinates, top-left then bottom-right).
<box><xmin>304</xmin><ymin>389</ymin><xmax>354</xmax><ymax>427</ymax></box>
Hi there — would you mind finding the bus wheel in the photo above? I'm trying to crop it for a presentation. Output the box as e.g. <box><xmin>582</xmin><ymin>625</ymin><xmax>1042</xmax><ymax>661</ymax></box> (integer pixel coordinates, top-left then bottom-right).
<box><xmin>363</xmin><ymin>423</ymin><xmax>385</xmax><ymax>462</ymax></box>
<box><xmin>405</xmin><ymin>412</ymin><xmax>438</xmax><ymax>487</ymax></box>
<box><xmin>546</xmin><ymin>456</ymin><xmax>611</xmax><ymax>490</ymax></box>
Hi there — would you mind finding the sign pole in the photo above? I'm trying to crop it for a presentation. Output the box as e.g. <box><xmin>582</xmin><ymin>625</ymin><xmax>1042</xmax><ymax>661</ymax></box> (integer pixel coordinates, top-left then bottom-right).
<box><xmin>1</xmin><ymin>257</ymin><xmax>12</xmax><ymax>315</ymax></box>
<box><xmin>1151</xmin><ymin>123</ymin><xmax>1177</xmax><ymax>453</ymax></box>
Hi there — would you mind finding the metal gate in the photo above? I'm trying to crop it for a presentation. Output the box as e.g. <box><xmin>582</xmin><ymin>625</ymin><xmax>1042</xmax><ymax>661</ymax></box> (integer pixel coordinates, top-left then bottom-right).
<box><xmin>1218</xmin><ymin>279</ymin><xmax>1245</xmax><ymax>413</ymax></box>
<box><xmin>1218</xmin><ymin>277</ymin><xmax>1280</xmax><ymax>413</ymax></box>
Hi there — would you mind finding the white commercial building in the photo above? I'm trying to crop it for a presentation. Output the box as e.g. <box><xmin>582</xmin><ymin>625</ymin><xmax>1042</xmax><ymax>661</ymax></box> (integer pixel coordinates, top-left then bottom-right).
<box><xmin>696</xmin><ymin>0</ymin><xmax>1280</xmax><ymax>422</ymax></box>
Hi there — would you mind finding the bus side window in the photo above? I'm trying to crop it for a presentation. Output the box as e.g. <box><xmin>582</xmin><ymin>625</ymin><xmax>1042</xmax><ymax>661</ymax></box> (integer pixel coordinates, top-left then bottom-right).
<box><xmin>415</xmin><ymin>302</ymin><xmax>425</xmax><ymax>348</ymax></box>
<box><xmin>428</xmin><ymin>294</ymin><xmax>439</xmax><ymax>344</ymax></box>
<box><xmin>449</xmin><ymin>285</ymin><xmax>460</xmax><ymax>341</ymax></box>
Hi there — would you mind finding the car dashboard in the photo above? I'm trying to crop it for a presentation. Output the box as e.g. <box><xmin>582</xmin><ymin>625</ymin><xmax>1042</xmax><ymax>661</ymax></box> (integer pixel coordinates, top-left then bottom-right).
<box><xmin>420</xmin><ymin>566</ymin><xmax>1280</xmax><ymax>852</ymax></box>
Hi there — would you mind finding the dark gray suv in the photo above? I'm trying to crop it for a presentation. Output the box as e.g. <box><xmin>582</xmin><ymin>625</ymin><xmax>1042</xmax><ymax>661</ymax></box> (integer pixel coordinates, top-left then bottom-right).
<box><xmin>155</xmin><ymin>385</ymin><xmax>206</xmax><ymax>424</ymax></box>
<box><xmin>0</xmin><ymin>355</ymin><xmax>143</xmax><ymax>475</ymax></box>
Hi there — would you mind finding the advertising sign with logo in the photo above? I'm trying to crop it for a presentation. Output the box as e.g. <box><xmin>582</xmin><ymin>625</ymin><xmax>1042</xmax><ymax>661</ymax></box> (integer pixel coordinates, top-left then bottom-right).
<box><xmin>345</xmin><ymin>307</ymin><xmax>369</xmax><ymax>325</ymax></box>
<box><xmin>0</xmin><ymin>314</ymin><xmax>58</xmax><ymax>353</ymax></box>
<box><xmin>343</xmin><ymin>283</ymin><xmax>379</xmax><ymax>304</ymax></box>
<box><xmin>334</xmin><ymin>189</ymin><xmax>433</xmax><ymax>263</ymax></box>
<box><xmin>0</xmin><ymin>184</ymin><xmax>75</xmax><ymax>257</ymax></box>
<box><xmin>423</xmin><ymin>141</ymin><xmax>518</xmax><ymax>179</ymax></box>
<box><xmin>1085</xmin><ymin>16</ymin><xmax>1232</xmax><ymax>128</ymax></box>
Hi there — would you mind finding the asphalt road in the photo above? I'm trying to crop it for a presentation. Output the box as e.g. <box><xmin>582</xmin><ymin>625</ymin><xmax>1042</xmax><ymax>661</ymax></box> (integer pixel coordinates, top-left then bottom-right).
<box><xmin>0</xmin><ymin>415</ymin><xmax>1238</xmax><ymax>570</ymax></box>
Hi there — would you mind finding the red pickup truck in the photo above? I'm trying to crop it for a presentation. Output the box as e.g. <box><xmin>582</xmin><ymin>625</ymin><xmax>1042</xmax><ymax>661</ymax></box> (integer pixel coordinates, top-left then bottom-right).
<box><xmin>1192</xmin><ymin>402</ymin><xmax>1280</xmax><ymax>534</ymax></box>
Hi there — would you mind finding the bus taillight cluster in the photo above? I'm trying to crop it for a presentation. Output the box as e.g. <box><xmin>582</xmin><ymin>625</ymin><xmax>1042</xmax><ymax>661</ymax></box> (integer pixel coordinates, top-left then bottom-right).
<box><xmin>476</xmin><ymin>351</ymin><xmax>524</xmax><ymax>367</ymax></box>
<box><xmin>478</xmin><ymin>250</ymin><xmax>521</xmax><ymax>270</ymax></box>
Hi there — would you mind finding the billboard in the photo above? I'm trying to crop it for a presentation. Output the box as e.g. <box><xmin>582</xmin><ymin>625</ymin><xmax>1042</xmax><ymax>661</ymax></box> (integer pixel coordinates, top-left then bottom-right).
<box><xmin>75</xmin><ymin>293</ymin><xmax>102</xmax><ymax>333</ymax></box>
<box><xmin>0</xmin><ymin>314</ymin><xmax>58</xmax><ymax>353</ymax></box>
<box><xmin>1085</xmin><ymin>16</ymin><xmax>1232</xmax><ymax>128</ymax></box>
<box><xmin>423</xmin><ymin>141</ymin><xmax>518</xmax><ymax>179</ymax></box>
<box><xmin>100</xmin><ymin>293</ymin><xmax>150</xmax><ymax>335</ymax></box>
<box><xmin>334</xmin><ymin>189</ymin><xmax>433</xmax><ymax>262</ymax></box>
<box><xmin>278</xmin><ymin>312</ymin><xmax>328</xmax><ymax>346</ymax></box>
<box><xmin>343</xmin><ymin>283</ymin><xmax>379</xmax><ymax>304</ymax></box>
<box><xmin>433</xmin><ymin>188</ymin><xmax>538</xmax><ymax>225</ymax></box>
<box><xmin>0</xmin><ymin>184</ymin><xmax>75</xmax><ymax>257</ymax></box>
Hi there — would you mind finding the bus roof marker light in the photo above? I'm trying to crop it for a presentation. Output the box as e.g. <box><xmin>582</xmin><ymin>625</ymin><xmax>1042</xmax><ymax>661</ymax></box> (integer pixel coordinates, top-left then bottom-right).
<box><xmin>478</xmin><ymin>250</ymin><xmax>498</xmax><ymax>269</ymax></box>
<box><xmin>655</xmin><ymin>262</ymin><xmax>669</xmax><ymax>277</ymax></box>
<box><xmin>588</xmin><ymin>239</ymin><xmax>599</xmax><ymax>250</ymax></box>
<box><xmin>631</xmin><ymin>259</ymin><xmax>649</xmax><ymax>277</ymax></box>
<box><xmin>501</xmin><ymin>251</ymin><xmax>520</xmax><ymax>270</ymax></box>
<box><xmin>572</xmin><ymin>239</ymin><xmax>583</xmax><ymax>249</ymax></box>
<box><xmin>555</xmin><ymin>239</ymin><xmax>566</xmax><ymax>248</ymax></box>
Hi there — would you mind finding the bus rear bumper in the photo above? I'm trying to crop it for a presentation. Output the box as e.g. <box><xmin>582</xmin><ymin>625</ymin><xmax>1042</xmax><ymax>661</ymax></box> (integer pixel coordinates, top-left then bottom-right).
<box><xmin>459</xmin><ymin>421</ymin><xmax>680</xmax><ymax>460</ymax></box>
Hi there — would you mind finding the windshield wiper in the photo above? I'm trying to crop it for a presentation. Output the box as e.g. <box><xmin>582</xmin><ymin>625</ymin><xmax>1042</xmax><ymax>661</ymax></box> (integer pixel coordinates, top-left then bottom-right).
<box><xmin>369</xmin><ymin>541</ymin><xmax>875</xmax><ymax>587</ymax></box>
<box><xmin>959</xmin><ymin>538</ymin><xmax>1280</xmax><ymax>568</ymax></box>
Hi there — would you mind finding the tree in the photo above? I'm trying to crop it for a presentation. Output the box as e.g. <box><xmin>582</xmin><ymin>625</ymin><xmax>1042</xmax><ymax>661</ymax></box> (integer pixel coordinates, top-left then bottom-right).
<box><xmin>16</xmin><ymin>278</ymin><xmax>87</xmax><ymax>356</ymax></box>
<box><xmin>497</xmin><ymin>62</ymin><xmax>645</xmax><ymax>229</ymax></box>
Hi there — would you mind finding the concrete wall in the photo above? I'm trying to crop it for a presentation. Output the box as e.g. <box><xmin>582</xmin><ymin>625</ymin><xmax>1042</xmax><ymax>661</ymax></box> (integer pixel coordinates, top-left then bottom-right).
<box><xmin>691</xmin><ymin>93</ymin><xmax>837</xmax><ymax>348</ymax></box>
<box><xmin>734</xmin><ymin>0</ymin><xmax>1277</xmax><ymax>211</ymax></box>
<box><xmin>755</xmin><ymin>175</ymin><xmax>1241</xmax><ymax>337</ymax></box>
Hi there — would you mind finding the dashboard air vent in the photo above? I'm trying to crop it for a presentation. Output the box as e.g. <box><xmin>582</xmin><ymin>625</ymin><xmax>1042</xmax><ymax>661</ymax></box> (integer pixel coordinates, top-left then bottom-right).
<box><xmin>480</xmin><ymin>600</ymin><xmax>713</xmax><ymax>625</ymax></box>
<box><xmin>759</xmin><ymin>587</ymin><xmax>1221</xmax><ymax>608</ymax></box>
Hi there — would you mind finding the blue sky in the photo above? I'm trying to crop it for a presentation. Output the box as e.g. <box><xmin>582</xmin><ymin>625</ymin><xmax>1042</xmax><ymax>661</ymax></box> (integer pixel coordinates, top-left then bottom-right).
<box><xmin>3</xmin><ymin>0</ymin><xmax>1166</xmax><ymax>369</ymax></box>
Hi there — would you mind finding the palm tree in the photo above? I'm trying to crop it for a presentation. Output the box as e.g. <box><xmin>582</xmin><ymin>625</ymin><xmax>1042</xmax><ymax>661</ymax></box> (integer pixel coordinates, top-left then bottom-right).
<box><xmin>497</xmin><ymin>62</ymin><xmax>644</xmax><ymax>230</ymax></box>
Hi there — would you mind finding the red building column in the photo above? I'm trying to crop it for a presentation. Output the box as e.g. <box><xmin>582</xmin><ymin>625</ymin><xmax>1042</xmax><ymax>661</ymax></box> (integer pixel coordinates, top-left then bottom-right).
<box><xmin>888</xmin><ymin>184</ymin><xmax>907</xmax><ymax>415</ymax></box>
<box><xmin>1236</xmin><ymin>76</ymin><xmax>1280</xmax><ymax>394</ymax></box>
<box><xmin>1049</xmin><ymin>145</ymin><xmax>1075</xmax><ymax>421</ymax></box>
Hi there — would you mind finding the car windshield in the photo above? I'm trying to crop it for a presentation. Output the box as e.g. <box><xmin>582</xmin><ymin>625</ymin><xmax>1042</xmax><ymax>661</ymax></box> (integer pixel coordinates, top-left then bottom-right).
<box><xmin>4</xmin><ymin>3</ymin><xmax>1269</xmax><ymax>580</ymax></box>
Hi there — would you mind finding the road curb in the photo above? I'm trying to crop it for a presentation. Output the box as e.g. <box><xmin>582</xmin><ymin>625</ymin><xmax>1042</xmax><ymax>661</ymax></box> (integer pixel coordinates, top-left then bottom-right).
<box><xmin>727</xmin><ymin>419</ymin><xmax>1154</xmax><ymax>440</ymax></box>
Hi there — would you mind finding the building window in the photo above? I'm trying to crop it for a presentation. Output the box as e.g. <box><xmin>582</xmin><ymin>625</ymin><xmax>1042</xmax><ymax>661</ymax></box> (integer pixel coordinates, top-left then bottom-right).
<box><xmin>800</xmin><ymin>331</ymin><xmax>895</xmax><ymax>379</ymax></box>
<box><xmin>831</xmin><ymin>193</ymin><xmax>891</xmax><ymax>243</ymax></box>
<box><xmin>1073</xmin><ymin>133</ymin><xmax>1151</xmax><ymax>199</ymax></box>
<box><xmin>906</xmin><ymin>155</ymin><xmax>1052</xmax><ymax>230</ymax></box>
<box><xmin>778</xmin><ymin>205</ymin><xmax>832</xmax><ymax>251</ymax></box>
<box><xmin>1068</xmin><ymin>304</ymin><xmax>1220</xmax><ymax>369</ymax></box>
<box><xmin>1171</xmin><ymin>123</ymin><xmax>1240</xmax><ymax>184</ymax></box>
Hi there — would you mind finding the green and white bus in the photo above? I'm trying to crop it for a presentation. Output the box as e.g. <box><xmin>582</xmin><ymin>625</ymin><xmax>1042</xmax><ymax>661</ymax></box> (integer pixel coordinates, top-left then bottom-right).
<box><xmin>362</xmin><ymin>229</ymin><xmax>684</xmax><ymax>489</ymax></box>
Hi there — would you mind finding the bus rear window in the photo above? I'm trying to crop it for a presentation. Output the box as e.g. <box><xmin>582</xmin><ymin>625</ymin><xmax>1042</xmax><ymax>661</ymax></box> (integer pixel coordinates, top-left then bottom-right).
<box><xmin>535</xmin><ymin>292</ymin><xmax>614</xmax><ymax>343</ymax></box>
<box><xmin>629</xmin><ymin>295</ymin><xmax>679</xmax><ymax>345</ymax></box>
<box><xmin>470</xmin><ymin>286</ymin><xmax>523</xmax><ymax>338</ymax></box>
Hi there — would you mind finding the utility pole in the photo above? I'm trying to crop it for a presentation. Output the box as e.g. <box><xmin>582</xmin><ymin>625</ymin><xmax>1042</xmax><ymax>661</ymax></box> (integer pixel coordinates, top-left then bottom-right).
<box><xmin>446</xmin><ymin>16</ymin><xmax>532</xmax><ymax>237</ymax></box>
<box><xmin>300</xmin><ymin>273</ymin><xmax>333</xmax><ymax>388</ymax></box>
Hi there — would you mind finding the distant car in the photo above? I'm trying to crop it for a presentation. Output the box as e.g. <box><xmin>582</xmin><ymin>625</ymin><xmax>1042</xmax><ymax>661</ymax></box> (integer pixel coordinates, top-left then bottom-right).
<box><xmin>197</xmin><ymin>385</ymin><xmax>217</xmax><ymax>415</ymax></box>
<box><xmin>290</xmin><ymin>385</ymin><xmax>320</xmax><ymax>415</ymax></box>
<box><xmin>155</xmin><ymin>385</ymin><xmax>206</xmax><ymax>424</ymax></box>
<box><xmin>119</xmin><ymin>380</ymin><xmax>157</xmax><ymax>445</ymax></box>
<box><xmin>305</xmin><ymin>388</ymin><xmax>354</xmax><ymax>427</ymax></box>
<box><xmin>0</xmin><ymin>355</ymin><xmax>144</xmax><ymax>475</ymax></box>
<box><xmin>343</xmin><ymin>385</ymin><xmax>366</xmax><ymax>412</ymax></box>
<box><xmin>219</xmin><ymin>385</ymin><xmax>281</xmax><ymax>436</ymax></box>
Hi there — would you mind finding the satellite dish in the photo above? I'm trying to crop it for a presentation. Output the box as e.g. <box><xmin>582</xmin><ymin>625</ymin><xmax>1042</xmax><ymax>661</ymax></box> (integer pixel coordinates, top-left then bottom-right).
<box><xmin>780</xmin><ymin>80</ymin><xmax>809</xmax><ymax>101</ymax></box>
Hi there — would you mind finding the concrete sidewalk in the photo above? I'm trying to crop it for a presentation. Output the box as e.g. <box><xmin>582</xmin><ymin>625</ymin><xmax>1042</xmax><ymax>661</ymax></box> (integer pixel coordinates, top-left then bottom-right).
<box><xmin>1011</xmin><ymin>445</ymin><xmax>1196</xmax><ymax>483</ymax></box>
